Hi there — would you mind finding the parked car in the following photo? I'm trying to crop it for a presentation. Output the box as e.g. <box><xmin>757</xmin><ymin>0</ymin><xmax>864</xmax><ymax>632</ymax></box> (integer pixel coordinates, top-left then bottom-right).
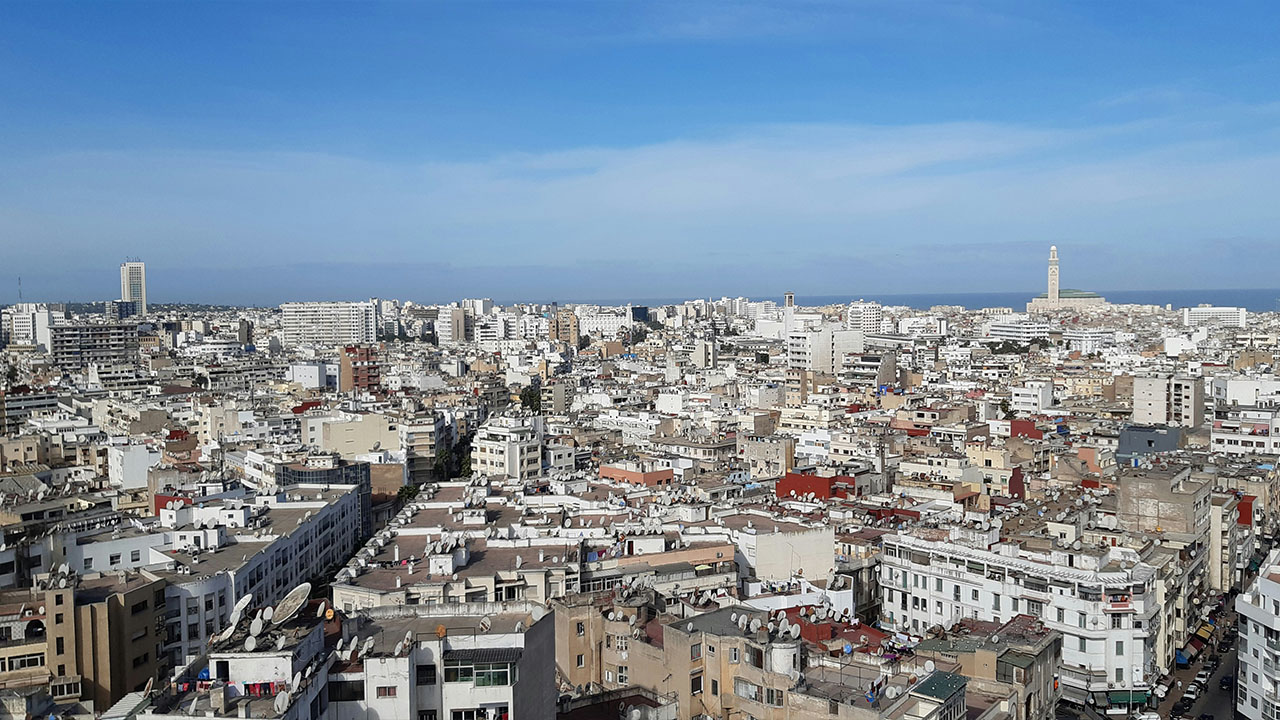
<box><xmin>1220</xmin><ymin>674</ymin><xmax>1235</xmax><ymax>690</ymax></box>
<box><xmin>1184</xmin><ymin>685</ymin><xmax>1201</xmax><ymax>701</ymax></box>
<box><xmin>1218</xmin><ymin>640</ymin><xmax>1234</xmax><ymax>652</ymax></box>
<box><xmin>1173</xmin><ymin>698</ymin><xmax>1194</xmax><ymax>715</ymax></box>
<box><xmin>1194</xmin><ymin>669</ymin><xmax>1213</xmax><ymax>686</ymax></box>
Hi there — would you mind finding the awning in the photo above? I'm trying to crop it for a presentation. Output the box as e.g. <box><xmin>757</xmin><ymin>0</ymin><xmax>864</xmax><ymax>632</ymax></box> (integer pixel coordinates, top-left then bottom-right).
<box><xmin>1108</xmin><ymin>691</ymin><xmax>1150</xmax><ymax>705</ymax></box>
<box><xmin>1176</xmin><ymin>649</ymin><xmax>1189</xmax><ymax>664</ymax></box>
<box><xmin>694</xmin><ymin>564</ymin><xmax>713</xmax><ymax>571</ymax></box>
<box><xmin>442</xmin><ymin>648</ymin><xmax>522</xmax><ymax>663</ymax></box>
<box><xmin>1060</xmin><ymin>684</ymin><xmax>1089</xmax><ymax>706</ymax></box>
<box><xmin>1195</xmin><ymin>626</ymin><xmax>1213</xmax><ymax>641</ymax></box>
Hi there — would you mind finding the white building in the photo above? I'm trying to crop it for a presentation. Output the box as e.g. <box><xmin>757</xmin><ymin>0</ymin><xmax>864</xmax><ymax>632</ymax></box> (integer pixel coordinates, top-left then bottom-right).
<box><xmin>880</xmin><ymin>532</ymin><xmax>1158</xmax><ymax>705</ymax></box>
<box><xmin>786</xmin><ymin>326</ymin><xmax>864</xmax><ymax>374</ymax></box>
<box><xmin>1182</xmin><ymin>305</ymin><xmax>1247</xmax><ymax>328</ymax></box>
<box><xmin>471</xmin><ymin>415</ymin><xmax>545</xmax><ymax>480</ymax></box>
<box><xmin>120</xmin><ymin>260</ymin><xmax>148</xmax><ymax>315</ymax></box>
<box><xmin>1063</xmin><ymin>329</ymin><xmax>1115</xmax><ymax>354</ymax></box>
<box><xmin>1011</xmin><ymin>380</ymin><xmax>1054</xmax><ymax>414</ymax></box>
<box><xmin>1133</xmin><ymin>374</ymin><xmax>1205</xmax><ymax>428</ymax></box>
<box><xmin>1236</xmin><ymin>547</ymin><xmax>1280</xmax><ymax>720</ymax></box>
<box><xmin>845</xmin><ymin>301</ymin><xmax>883</xmax><ymax>333</ymax></box>
<box><xmin>279</xmin><ymin>301</ymin><xmax>377</xmax><ymax>347</ymax></box>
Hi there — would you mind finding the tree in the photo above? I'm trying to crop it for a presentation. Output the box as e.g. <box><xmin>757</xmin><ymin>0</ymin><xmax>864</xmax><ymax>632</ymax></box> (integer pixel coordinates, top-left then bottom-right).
<box><xmin>520</xmin><ymin>385</ymin><xmax>541</xmax><ymax>412</ymax></box>
<box><xmin>577</xmin><ymin>334</ymin><xmax>591</xmax><ymax>351</ymax></box>
<box><xmin>999</xmin><ymin>399</ymin><xmax>1013</xmax><ymax>420</ymax></box>
<box><xmin>396</xmin><ymin>484</ymin><xmax>420</xmax><ymax>504</ymax></box>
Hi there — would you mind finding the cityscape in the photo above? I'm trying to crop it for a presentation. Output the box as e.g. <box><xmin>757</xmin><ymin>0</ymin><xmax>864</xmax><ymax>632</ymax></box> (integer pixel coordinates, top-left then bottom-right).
<box><xmin>4</xmin><ymin>3</ymin><xmax>1280</xmax><ymax>720</ymax></box>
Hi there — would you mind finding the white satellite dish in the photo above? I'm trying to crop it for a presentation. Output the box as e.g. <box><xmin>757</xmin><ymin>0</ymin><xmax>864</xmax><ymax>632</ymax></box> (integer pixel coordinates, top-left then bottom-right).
<box><xmin>244</xmin><ymin>636</ymin><xmax>257</xmax><ymax>652</ymax></box>
<box><xmin>274</xmin><ymin>582</ymin><xmax>312</xmax><ymax>625</ymax></box>
<box><xmin>263</xmin><ymin>606</ymin><xmax>275</xmax><ymax>622</ymax></box>
<box><xmin>249</xmin><ymin>618</ymin><xmax>264</xmax><ymax>636</ymax></box>
<box><xmin>233</xmin><ymin>593</ymin><xmax>254</xmax><ymax>614</ymax></box>
<box><xmin>275</xmin><ymin>636</ymin><xmax>287</xmax><ymax>651</ymax></box>
<box><xmin>479</xmin><ymin>616</ymin><xmax>492</xmax><ymax>633</ymax></box>
<box><xmin>273</xmin><ymin>690</ymin><xmax>290</xmax><ymax>715</ymax></box>
<box><xmin>924</xmin><ymin>660</ymin><xmax>936</xmax><ymax>672</ymax></box>
<box><xmin>789</xmin><ymin>625</ymin><xmax>801</xmax><ymax>639</ymax></box>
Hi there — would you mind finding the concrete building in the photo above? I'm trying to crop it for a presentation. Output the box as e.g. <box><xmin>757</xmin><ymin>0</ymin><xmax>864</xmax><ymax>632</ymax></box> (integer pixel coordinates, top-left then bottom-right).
<box><xmin>786</xmin><ymin>326</ymin><xmax>863</xmax><ymax>375</ymax></box>
<box><xmin>48</xmin><ymin>321</ymin><xmax>140</xmax><ymax>369</ymax></box>
<box><xmin>880</xmin><ymin>532</ymin><xmax>1160</xmax><ymax>706</ymax></box>
<box><xmin>338</xmin><ymin>343</ymin><xmax>383</xmax><ymax>393</ymax></box>
<box><xmin>1132</xmin><ymin>374</ymin><xmax>1205</xmax><ymax>428</ymax></box>
<box><xmin>1236</xmin><ymin>547</ymin><xmax>1280</xmax><ymax>720</ymax></box>
<box><xmin>549</xmin><ymin>309</ymin><xmax>580</xmax><ymax>347</ymax></box>
<box><xmin>471</xmin><ymin>414</ymin><xmax>545</xmax><ymax>480</ymax></box>
<box><xmin>1182</xmin><ymin>305</ymin><xmax>1247</xmax><ymax>328</ymax></box>
<box><xmin>119</xmin><ymin>261</ymin><xmax>147</xmax><ymax>315</ymax></box>
<box><xmin>279</xmin><ymin>301</ymin><xmax>377</xmax><ymax>347</ymax></box>
<box><xmin>845</xmin><ymin>301</ymin><xmax>883</xmax><ymax>334</ymax></box>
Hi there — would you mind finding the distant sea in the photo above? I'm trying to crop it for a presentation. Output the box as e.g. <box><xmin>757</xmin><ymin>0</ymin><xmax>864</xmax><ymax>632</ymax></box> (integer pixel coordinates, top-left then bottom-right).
<box><xmin>593</xmin><ymin>289</ymin><xmax>1280</xmax><ymax>313</ymax></box>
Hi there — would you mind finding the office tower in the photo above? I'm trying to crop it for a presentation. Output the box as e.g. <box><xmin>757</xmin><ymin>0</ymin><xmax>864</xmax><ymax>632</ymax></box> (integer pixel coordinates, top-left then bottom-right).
<box><xmin>119</xmin><ymin>261</ymin><xmax>147</xmax><ymax>315</ymax></box>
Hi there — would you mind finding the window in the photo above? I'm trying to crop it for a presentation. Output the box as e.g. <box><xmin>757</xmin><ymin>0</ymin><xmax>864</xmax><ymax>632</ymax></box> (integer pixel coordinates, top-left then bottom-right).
<box><xmin>1078</xmin><ymin>612</ymin><xmax>1086</xmax><ymax>629</ymax></box>
<box><xmin>83</xmin><ymin>558</ymin><xmax>93</xmax><ymax>570</ymax></box>
<box><xmin>55</xmin><ymin>613</ymin><xmax>63</xmax><ymax>625</ymax></box>
<box><xmin>1079</xmin><ymin>637</ymin><xmax>1087</xmax><ymax>652</ymax></box>
<box><xmin>131</xmin><ymin>549</ymin><xmax>141</xmax><ymax>563</ymax></box>
<box><xmin>132</xmin><ymin>652</ymin><xmax>149</xmax><ymax>668</ymax></box>
<box><xmin>576</xmin><ymin>654</ymin><xmax>584</xmax><ymax>668</ymax></box>
<box><xmin>691</xmin><ymin>643</ymin><xmax>702</xmax><ymax>660</ymax></box>
<box><xmin>691</xmin><ymin>674</ymin><xmax>702</xmax><ymax>695</ymax></box>
<box><xmin>416</xmin><ymin>665</ymin><xmax>437</xmax><ymax>685</ymax></box>
<box><xmin>1115</xmin><ymin>640</ymin><xmax>1124</xmax><ymax>656</ymax></box>
<box><xmin>730</xmin><ymin>647</ymin><xmax>740</xmax><ymax>663</ymax></box>
<box><xmin>1056</xmin><ymin>608</ymin><xmax>1064</xmax><ymax>623</ymax></box>
<box><xmin>1114</xmin><ymin>668</ymin><xmax>1123</xmax><ymax>683</ymax></box>
<box><xmin>617</xmin><ymin>666</ymin><xmax>628</xmax><ymax>684</ymax></box>
<box><xmin>711</xmin><ymin>679</ymin><xmax>719</xmax><ymax>696</ymax></box>
<box><xmin>110</xmin><ymin>553</ymin><xmax>122</xmax><ymax>566</ymax></box>
<box><xmin>131</xmin><ymin>600</ymin><xmax>149</xmax><ymax>615</ymax></box>
<box><xmin>1010</xmin><ymin>598</ymin><xmax>1018</xmax><ymax>612</ymax></box>
<box><xmin>419</xmin><ymin>712</ymin><xmax>438</xmax><ymax>720</ymax></box>
<box><xmin>935</xmin><ymin>578</ymin><xmax>942</xmax><ymax>592</ymax></box>
<box><xmin>376</xmin><ymin>686</ymin><xmax>396</xmax><ymax>698</ymax></box>
<box><xmin>735</xmin><ymin>678</ymin><xmax>761</xmax><ymax>702</ymax></box>
<box><xmin>992</xmin><ymin>594</ymin><xmax>1000</xmax><ymax>611</ymax></box>
<box><xmin>576</xmin><ymin>622</ymin><xmax>585</xmax><ymax>636</ymax></box>
<box><xmin>55</xmin><ymin>637</ymin><xmax>64</xmax><ymax>654</ymax></box>
<box><xmin>746</xmin><ymin>645</ymin><xmax>764</xmax><ymax>668</ymax></box>
<box><xmin>55</xmin><ymin>594</ymin><xmax>64</xmax><ymax>606</ymax></box>
<box><xmin>10</xmin><ymin>654</ymin><xmax>45</xmax><ymax>670</ymax></box>
<box><xmin>971</xmin><ymin>589</ymin><xmax>979</xmax><ymax>601</ymax></box>
<box><xmin>1111</xmin><ymin>615</ymin><xmax>1123</xmax><ymax>629</ymax></box>
<box><xmin>767</xmin><ymin>688</ymin><xmax>785</xmax><ymax>707</ymax></box>
<box><xmin>474</xmin><ymin>663</ymin><xmax>510</xmax><ymax>687</ymax></box>
<box><xmin>706</xmin><ymin>643</ymin><xmax>714</xmax><ymax>656</ymax></box>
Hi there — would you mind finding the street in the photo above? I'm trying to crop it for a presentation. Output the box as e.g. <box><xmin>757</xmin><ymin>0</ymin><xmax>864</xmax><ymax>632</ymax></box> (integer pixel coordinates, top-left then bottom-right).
<box><xmin>1155</xmin><ymin>607</ymin><xmax>1238</xmax><ymax>719</ymax></box>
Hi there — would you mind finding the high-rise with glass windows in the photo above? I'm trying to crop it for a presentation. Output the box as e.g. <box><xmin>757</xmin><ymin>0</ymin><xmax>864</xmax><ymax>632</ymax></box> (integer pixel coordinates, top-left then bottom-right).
<box><xmin>119</xmin><ymin>260</ymin><xmax>147</xmax><ymax>315</ymax></box>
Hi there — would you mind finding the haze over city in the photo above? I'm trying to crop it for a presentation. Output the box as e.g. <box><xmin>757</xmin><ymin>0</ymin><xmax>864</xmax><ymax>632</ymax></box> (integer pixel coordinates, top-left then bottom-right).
<box><xmin>4</xmin><ymin>2</ymin><xmax>1280</xmax><ymax>303</ymax></box>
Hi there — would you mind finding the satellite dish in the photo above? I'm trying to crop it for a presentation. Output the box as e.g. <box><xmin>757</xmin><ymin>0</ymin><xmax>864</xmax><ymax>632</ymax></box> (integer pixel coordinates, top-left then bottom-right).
<box><xmin>263</xmin><ymin>606</ymin><xmax>275</xmax><ymax>622</ymax></box>
<box><xmin>143</xmin><ymin>677</ymin><xmax>154</xmax><ymax>696</ymax></box>
<box><xmin>789</xmin><ymin>624</ymin><xmax>801</xmax><ymax>639</ymax></box>
<box><xmin>360</xmin><ymin>636</ymin><xmax>375</xmax><ymax>657</ymax></box>
<box><xmin>885</xmin><ymin>686</ymin><xmax>900</xmax><ymax>699</ymax></box>
<box><xmin>275</xmin><ymin>636</ymin><xmax>287</xmax><ymax>651</ymax></box>
<box><xmin>325</xmin><ymin>608</ymin><xmax>335</xmax><ymax>621</ymax></box>
<box><xmin>244</xmin><ymin>636</ymin><xmax>257</xmax><ymax>652</ymax></box>
<box><xmin>335</xmin><ymin>637</ymin><xmax>345</xmax><ymax>653</ymax></box>
<box><xmin>394</xmin><ymin>641</ymin><xmax>404</xmax><ymax>656</ymax></box>
<box><xmin>274</xmin><ymin>582</ymin><xmax>312</xmax><ymax>625</ymax></box>
<box><xmin>250</xmin><ymin>618</ymin><xmax>264</xmax><ymax>636</ymax></box>
<box><xmin>273</xmin><ymin>691</ymin><xmax>290</xmax><ymax>715</ymax></box>
<box><xmin>750</xmin><ymin>619</ymin><xmax>761</xmax><ymax>632</ymax></box>
<box><xmin>479</xmin><ymin>616</ymin><xmax>492</xmax><ymax>633</ymax></box>
<box><xmin>233</xmin><ymin>593</ymin><xmax>254</xmax><ymax>614</ymax></box>
<box><xmin>925</xmin><ymin>660</ymin><xmax>936</xmax><ymax>672</ymax></box>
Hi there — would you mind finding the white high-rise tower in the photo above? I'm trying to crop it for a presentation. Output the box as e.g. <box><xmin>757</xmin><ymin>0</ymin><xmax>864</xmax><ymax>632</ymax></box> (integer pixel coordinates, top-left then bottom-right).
<box><xmin>1047</xmin><ymin>245</ymin><xmax>1059</xmax><ymax>303</ymax></box>
<box><xmin>120</xmin><ymin>261</ymin><xmax>147</xmax><ymax>315</ymax></box>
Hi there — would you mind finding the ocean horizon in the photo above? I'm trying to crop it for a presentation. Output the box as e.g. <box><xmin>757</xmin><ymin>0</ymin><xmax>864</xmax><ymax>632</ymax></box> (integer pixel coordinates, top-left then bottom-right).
<box><xmin>578</xmin><ymin>289</ymin><xmax>1280</xmax><ymax>313</ymax></box>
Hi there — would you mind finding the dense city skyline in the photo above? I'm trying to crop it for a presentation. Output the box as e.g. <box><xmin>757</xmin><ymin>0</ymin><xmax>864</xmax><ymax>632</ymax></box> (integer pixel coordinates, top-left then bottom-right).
<box><xmin>4</xmin><ymin>2</ymin><xmax>1280</xmax><ymax>301</ymax></box>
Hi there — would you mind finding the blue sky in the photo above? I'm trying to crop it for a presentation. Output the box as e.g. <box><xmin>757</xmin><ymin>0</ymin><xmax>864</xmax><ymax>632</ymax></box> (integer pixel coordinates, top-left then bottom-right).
<box><xmin>2</xmin><ymin>1</ymin><xmax>1280</xmax><ymax>305</ymax></box>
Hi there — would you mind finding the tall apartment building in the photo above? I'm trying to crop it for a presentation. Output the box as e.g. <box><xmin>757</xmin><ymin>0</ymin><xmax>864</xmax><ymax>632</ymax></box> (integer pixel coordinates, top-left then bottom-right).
<box><xmin>338</xmin><ymin>343</ymin><xmax>383</xmax><ymax>393</ymax></box>
<box><xmin>845</xmin><ymin>300</ymin><xmax>883</xmax><ymax>333</ymax></box>
<box><xmin>549</xmin><ymin>309</ymin><xmax>580</xmax><ymax>346</ymax></box>
<box><xmin>1182</xmin><ymin>305</ymin><xmax>1247</xmax><ymax>328</ymax></box>
<box><xmin>48</xmin><ymin>321</ymin><xmax>140</xmax><ymax>369</ymax></box>
<box><xmin>279</xmin><ymin>301</ymin><xmax>377</xmax><ymax>347</ymax></box>
<box><xmin>1236</xmin><ymin>547</ymin><xmax>1280</xmax><ymax>720</ymax></box>
<box><xmin>786</xmin><ymin>326</ymin><xmax>864</xmax><ymax>374</ymax></box>
<box><xmin>1</xmin><ymin>303</ymin><xmax>58</xmax><ymax>349</ymax></box>
<box><xmin>1132</xmin><ymin>374</ymin><xmax>1205</xmax><ymax>428</ymax></box>
<box><xmin>119</xmin><ymin>261</ymin><xmax>147</xmax><ymax>315</ymax></box>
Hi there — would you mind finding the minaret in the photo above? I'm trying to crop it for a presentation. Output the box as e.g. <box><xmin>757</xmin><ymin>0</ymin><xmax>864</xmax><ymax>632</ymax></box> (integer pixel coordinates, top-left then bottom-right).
<box><xmin>1047</xmin><ymin>245</ymin><xmax>1060</xmax><ymax>304</ymax></box>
